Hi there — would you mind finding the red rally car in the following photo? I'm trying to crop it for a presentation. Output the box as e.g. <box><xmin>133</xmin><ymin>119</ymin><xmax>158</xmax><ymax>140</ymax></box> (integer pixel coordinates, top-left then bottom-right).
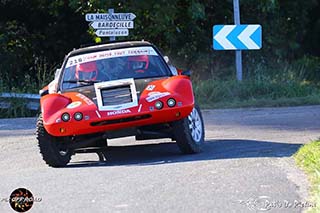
<box><xmin>37</xmin><ymin>41</ymin><xmax>205</xmax><ymax>167</ymax></box>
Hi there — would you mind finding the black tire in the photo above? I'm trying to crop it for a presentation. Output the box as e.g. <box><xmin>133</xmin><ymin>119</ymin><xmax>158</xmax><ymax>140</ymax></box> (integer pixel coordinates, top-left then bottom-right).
<box><xmin>36</xmin><ymin>114</ymin><xmax>71</xmax><ymax>167</ymax></box>
<box><xmin>173</xmin><ymin>104</ymin><xmax>205</xmax><ymax>153</ymax></box>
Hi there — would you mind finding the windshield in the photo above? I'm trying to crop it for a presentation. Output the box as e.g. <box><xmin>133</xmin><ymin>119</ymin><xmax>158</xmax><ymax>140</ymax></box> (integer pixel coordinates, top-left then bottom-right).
<box><xmin>61</xmin><ymin>46</ymin><xmax>170</xmax><ymax>90</ymax></box>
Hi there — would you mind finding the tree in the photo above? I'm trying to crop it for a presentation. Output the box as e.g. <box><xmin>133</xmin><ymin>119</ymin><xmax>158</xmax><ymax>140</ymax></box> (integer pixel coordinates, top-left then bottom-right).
<box><xmin>0</xmin><ymin>0</ymin><xmax>319</xmax><ymax>91</ymax></box>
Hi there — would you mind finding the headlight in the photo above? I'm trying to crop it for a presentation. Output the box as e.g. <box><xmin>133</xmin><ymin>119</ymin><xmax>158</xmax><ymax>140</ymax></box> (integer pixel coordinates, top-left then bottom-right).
<box><xmin>61</xmin><ymin>113</ymin><xmax>70</xmax><ymax>122</ymax></box>
<box><xmin>155</xmin><ymin>101</ymin><xmax>163</xmax><ymax>110</ymax></box>
<box><xmin>167</xmin><ymin>98</ymin><xmax>176</xmax><ymax>107</ymax></box>
<box><xmin>74</xmin><ymin>112</ymin><xmax>83</xmax><ymax>121</ymax></box>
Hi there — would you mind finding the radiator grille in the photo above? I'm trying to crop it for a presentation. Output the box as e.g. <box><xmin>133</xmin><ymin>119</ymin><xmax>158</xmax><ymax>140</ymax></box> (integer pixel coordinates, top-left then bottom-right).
<box><xmin>100</xmin><ymin>85</ymin><xmax>132</xmax><ymax>106</ymax></box>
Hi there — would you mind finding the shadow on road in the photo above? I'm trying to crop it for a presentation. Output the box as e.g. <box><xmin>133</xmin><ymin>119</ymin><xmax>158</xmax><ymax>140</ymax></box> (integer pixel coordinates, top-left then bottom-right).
<box><xmin>66</xmin><ymin>139</ymin><xmax>302</xmax><ymax>168</ymax></box>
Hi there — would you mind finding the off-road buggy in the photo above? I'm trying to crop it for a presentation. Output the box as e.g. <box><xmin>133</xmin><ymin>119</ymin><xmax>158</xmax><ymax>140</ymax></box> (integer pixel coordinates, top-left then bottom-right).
<box><xmin>37</xmin><ymin>41</ymin><xmax>205</xmax><ymax>167</ymax></box>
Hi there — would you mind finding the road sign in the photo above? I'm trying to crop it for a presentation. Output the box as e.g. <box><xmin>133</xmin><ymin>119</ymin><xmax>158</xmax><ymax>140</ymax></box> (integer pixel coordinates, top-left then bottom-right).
<box><xmin>213</xmin><ymin>25</ymin><xmax>262</xmax><ymax>50</ymax></box>
<box><xmin>86</xmin><ymin>9</ymin><xmax>136</xmax><ymax>40</ymax></box>
<box><xmin>86</xmin><ymin>13</ymin><xmax>136</xmax><ymax>21</ymax></box>
<box><xmin>90</xmin><ymin>21</ymin><xmax>134</xmax><ymax>29</ymax></box>
<box><xmin>95</xmin><ymin>29</ymin><xmax>129</xmax><ymax>37</ymax></box>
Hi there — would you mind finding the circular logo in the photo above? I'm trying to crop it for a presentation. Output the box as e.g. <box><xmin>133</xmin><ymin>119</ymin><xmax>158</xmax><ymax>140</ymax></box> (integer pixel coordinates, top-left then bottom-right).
<box><xmin>9</xmin><ymin>188</ymin><xmax>34</xmax><ymax>212</ymax></box>
<box><xmin>66</xmin><ymin>101</ymin><xmax>82</xmax><ymax>109</ymax></box>
<box><xmin>255</xmin><ymin>196</ymin><xmax>272</xmax><ymax>211</ymax></box>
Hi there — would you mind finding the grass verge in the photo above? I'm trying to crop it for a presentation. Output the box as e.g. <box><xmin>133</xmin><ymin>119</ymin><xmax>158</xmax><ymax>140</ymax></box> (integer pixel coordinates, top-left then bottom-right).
<box><xmin>295</xmin><ymin>140</ymin><xmax>320</xmax><ymax>212</ymax></box>
<box><xmin>193</xmin><ymin>79</ymin><xmax>320</xmax><ymax>109</ymax></box>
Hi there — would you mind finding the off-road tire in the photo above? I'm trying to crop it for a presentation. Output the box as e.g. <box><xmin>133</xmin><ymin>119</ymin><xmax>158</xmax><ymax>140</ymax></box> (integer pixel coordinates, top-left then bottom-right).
<box><xmin>173</xmin><ymin>104</ymin><xmax>205</xmax><ymax>153</ymax></box>
<box><xmin>36</xmin><ymin>114</ymin><xmax>71</xmax><ymax>167</ymax></box>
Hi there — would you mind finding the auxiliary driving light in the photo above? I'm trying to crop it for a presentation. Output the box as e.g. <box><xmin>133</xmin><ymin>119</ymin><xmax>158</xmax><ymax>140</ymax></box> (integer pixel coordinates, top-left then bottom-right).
<box><xmin>155</xmin><ymin>101</ymin><xmax>163</xmax><ymax>110</ymax></box>
<box><xmin>61</xmin><ymin>113</ymin><xmax>70</xmax><ymax>122</ymax></box>
<box><xmin>167</xmin><ymin>98</ymin><xmax>176</xmax><ymax>107</ymax></box>
<box><xmin>74</xmin><ymin>112</ymin><xmax>83</xmax><ymax>121</ymax></box>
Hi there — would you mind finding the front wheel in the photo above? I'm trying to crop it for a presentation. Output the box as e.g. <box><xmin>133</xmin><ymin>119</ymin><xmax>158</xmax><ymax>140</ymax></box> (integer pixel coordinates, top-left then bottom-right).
<box><xmin>173</xmin><ymin>104</ymin><xmax>205</xmax><ymax>153</ymax></box>
<box><xmin>36</xmin><ymin>114</ymin><xmax>71</xmax><ymax>167</ymax></box>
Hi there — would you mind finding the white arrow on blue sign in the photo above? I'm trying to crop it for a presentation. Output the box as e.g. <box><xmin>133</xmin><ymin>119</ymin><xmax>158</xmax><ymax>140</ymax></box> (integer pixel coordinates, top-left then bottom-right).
<box><xmin>213</xmin><ymin>24</ymin><xmax>262</xmax><ymax>50</ymax></box>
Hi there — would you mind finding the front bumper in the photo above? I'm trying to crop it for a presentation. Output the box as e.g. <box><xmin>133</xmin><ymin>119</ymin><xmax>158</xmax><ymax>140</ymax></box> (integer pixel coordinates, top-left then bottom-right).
<box><xmin>43</xmin><ymin>104</ymin><xmax>193</xmax><ymax>137</ymax></box>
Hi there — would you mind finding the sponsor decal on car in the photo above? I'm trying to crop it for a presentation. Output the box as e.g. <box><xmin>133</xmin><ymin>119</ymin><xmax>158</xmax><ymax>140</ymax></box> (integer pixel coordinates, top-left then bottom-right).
<box><xmin>66</xmin><ymin>46</ymin><xmax>158</xmax><ymax>68</ymax></box>
<box><xmin>146</xmin><ymin>85</ymin><xmax>156</xmax><ymax>91</ymax></box>
<box><xmin>95</xmin><ymin>110</ymin><xmax>101</xmax><ymax>118</ymax></box>
<box><xmin>66</xmin><ymin>101</ymin><xmax>82</xmax><ymax>109</ymax></box>
<box><xmin>146</xmin><ymin>92</ymin><xmax>170</xmax><ymax>102</ymax></box>
<box><xmin>76</xmin><ymin>93</ymin><xmax>94</xmax><ymax>105</ymax></box>
<box><xmin>107</xmin><ymin>109</ymin><xmax>131</xmax><ymax>116</ymax></box>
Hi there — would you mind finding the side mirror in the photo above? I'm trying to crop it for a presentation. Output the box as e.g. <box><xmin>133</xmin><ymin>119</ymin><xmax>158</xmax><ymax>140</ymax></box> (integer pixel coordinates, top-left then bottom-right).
<box><xmin>181</xmin><ymin>70</ymin><xmax>191</xmax><ymax>77</ymax></box>
<box><xmin>39</xmin><ymin>79</ymin><xmax>58</xmax><ymax>96</ymax></box>
<box><xmin>39</xmin><ymin>68</ymin><xmax>61</xmax><ymax>96</ymax></box>
<box><xmin>48</xmin><ymin>80</ymin><xmax>58</xmax><ymax>94</ymax></box>
<box><xmin>54</xmin><ymin>68</ymin><xmax>61</xmax><ymax>79</ymax></box>
<box><xmin>39</xmin><ymin>86</ymin><xmax>49</xmax><ymax>97</ymax></box>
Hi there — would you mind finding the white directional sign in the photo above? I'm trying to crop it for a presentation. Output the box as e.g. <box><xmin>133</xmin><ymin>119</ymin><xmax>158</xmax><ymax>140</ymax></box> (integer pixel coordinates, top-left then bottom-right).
<box><xmin>90</xmin><ymin>21</ymin><xmax>134</xmax><ymax>29</ymax></box>
<box><xmin>95</xmin><ymin>29</ymin><xmax>129</xmax><ymax>37</ymax></box>
<box><xmin>86</xmin><ymin>13</ymin><xmax>136</xmax><ymax>21</ymax></box>
<box><xmin>213</xmin><ymin>25</ymin><xmax>262</xmax><ymax>50</ymax></box>
<box><xmin>86</xmin><ymin>10</ymin><xmax>136</xmax><ymax>38</ymax></box>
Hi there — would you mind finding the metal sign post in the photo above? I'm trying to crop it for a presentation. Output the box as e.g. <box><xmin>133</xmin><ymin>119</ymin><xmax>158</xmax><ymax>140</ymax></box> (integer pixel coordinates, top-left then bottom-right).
<box><xmin>233</xmin><ymin>0</ymin><xmax>242</xmax><ymax>81</ymax></box>
<box><xmin>213</xmin><ymin>1</ymin><xmax>262</xmax><ymax>81</ymax></box>
<box><xmin>108</xmin><ymin>8</ymin><xmax>116</xmax><ymax>41</ymax></box>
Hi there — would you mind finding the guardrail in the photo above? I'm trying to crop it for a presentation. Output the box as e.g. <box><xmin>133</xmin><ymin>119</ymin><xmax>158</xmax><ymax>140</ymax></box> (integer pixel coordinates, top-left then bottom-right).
<box><xmin>0</xmin><ymin>93</ymin><xmax>40</xmax><ymax>110</ymax></box>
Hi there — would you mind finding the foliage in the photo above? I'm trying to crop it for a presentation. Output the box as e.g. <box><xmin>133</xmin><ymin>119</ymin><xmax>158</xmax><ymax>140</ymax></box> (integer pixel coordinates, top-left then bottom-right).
<box><xmin>0</xmin><ymin>0</ymin><xmax>319</xmax><ymax>90</ymax></box>
<box><xmin>295</xmin><ymin>140</ymin><xmax>320</xmax><ymax>213</ymax></box>
<box><xmin>0</xmin><ymin>0</ymin><xmax>92</xmax><ymax>91</ymax></box>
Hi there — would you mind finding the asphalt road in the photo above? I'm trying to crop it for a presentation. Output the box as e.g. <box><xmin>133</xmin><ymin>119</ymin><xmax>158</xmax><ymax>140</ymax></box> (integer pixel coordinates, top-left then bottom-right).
<box><xmin>0</xmin><ymin>105</ymin><xmax>320</xmax><ymax>213</ymax></box>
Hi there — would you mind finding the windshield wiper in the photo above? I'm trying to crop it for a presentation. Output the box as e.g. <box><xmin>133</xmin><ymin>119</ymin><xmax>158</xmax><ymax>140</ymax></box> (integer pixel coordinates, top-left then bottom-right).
<box><xmin>63</xmin><ymin>80</ymin><xmax>101</xmax><ymax>85</ymax></box>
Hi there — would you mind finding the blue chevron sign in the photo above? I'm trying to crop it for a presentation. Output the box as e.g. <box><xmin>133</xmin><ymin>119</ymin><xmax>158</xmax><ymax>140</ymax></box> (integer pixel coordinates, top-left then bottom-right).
<box><xmin>213</xmin><ymin>24</ymin><xmax>262</xmax><ymax>50</ymax></box>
